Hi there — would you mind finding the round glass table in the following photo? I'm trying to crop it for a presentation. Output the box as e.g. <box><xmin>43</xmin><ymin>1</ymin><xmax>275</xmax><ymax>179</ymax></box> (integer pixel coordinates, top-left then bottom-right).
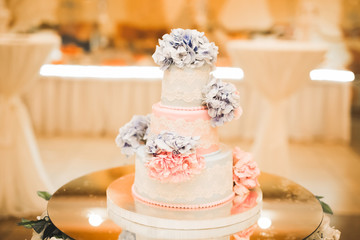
<box><xmin>47</xmin><ymin>166</ymin><xmax>323</xmax><ymax>240</ymax></box>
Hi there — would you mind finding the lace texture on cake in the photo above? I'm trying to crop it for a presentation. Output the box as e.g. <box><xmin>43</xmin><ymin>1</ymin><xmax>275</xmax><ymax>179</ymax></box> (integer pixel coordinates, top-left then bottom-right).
<box><xmin>135</xmin><ymin>160</ymin><xmax>233</xmax><ymax>202</ymax></box>
<box><xmin>161</xmin><ymin>88</ymin><xmax>203</xmax><ymax>103</ymax></box>
<box><xmin>161</xmin><ymin>66</ymin><xmax>211</xmax><ymax>104</ymax></box>
<box><xmin>150</xmin><ymin>115</ymin><xmax>219</xmax><ymax>149</ymax></box>
<box><xmin>164</xmin><ymin>65</ymin><xmax>210</xmax><ymax>85</ymax></box>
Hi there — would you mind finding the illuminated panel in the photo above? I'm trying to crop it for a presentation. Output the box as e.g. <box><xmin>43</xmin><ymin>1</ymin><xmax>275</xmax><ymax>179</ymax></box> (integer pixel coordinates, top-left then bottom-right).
<box><xmin>310</xmin><ymin>69</ymin><xmax>355</xmax><ymax>82</ymax></box>
<box><xmin>40</xmin><ymin>64</ymin><xmax>355</xmax><ymax>83</ymax></box>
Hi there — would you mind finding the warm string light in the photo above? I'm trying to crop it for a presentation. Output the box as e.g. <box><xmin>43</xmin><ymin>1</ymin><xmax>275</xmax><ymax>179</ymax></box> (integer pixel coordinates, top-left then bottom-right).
<box><xmin>87</xmin><ymin>212</ymin><xmax>104</xmax><ymax>227</ymax></box>
<box><xmin>257</xmin><ymin>216</ymin><xmax>272</xmax><ymax>229</ymax></box>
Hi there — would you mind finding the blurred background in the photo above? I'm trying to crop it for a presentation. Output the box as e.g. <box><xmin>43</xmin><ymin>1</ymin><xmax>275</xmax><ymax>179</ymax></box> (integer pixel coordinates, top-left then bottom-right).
<box><xmin>1</xmin><ymin>0</ymin><xmax>359</xmax><ymax>73</ymax></box>
<box><xmin>1</xmin><ymin>0</ymin><xmax>360</xmax><ymax>239</ymax></box>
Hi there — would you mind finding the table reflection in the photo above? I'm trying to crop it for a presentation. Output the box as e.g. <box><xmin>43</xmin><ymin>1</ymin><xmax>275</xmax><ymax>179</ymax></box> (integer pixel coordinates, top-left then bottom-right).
<box><xmin>48</xmin><ymin>166</ymin><xmax>323</xmax><ymax>240</ymax></box>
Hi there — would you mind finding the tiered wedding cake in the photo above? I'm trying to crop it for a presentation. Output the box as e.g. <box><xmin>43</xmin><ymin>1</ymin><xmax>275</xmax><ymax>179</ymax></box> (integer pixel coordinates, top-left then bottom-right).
<box><xmin>115</xmin><ymin>29</ymin><xmax>260</xmax><ymax>209</ymax></box>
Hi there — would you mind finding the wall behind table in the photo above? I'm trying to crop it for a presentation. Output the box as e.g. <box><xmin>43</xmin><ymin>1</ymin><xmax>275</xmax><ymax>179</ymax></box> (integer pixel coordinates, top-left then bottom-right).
<box><xmin>24</xmin><ymin>76</ymin><xmax>161</xmax><ymax>137</ymax></box>
<box><xmin>23</xmin><ymin>76</ymin><xmax>351</xmax><ymax>143</ymax></box>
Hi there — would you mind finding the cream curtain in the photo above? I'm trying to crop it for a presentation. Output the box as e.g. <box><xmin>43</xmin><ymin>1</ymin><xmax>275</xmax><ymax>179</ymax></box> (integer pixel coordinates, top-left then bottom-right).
<box><xmin>0</xmin><ymin>33</ymin><xmax>59</xmax><ymax>216</ymax></box>
<box><xmin>23</xmin><ymin>73</ymin><xmax>351</xmax><ymax>143</ymax></box>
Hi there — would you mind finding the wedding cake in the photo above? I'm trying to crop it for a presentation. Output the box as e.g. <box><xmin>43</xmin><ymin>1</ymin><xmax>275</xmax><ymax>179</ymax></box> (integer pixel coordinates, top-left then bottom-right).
<box><xmin>115</xmin><ymin>29</ymin><xmax>260</xmax><ymax>209</ymax></box>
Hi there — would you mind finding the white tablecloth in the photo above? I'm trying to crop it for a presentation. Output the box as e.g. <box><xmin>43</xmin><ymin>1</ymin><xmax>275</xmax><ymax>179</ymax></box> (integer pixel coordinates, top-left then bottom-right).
<box><xmin>0</xmin><ymin>33</ymin><xmax>59</xmax><ymax>216</ymax></box>
<box><xmin>227</xmin><ymin>40</ymin><xmax>327</xmax><ymax>177</ymax></box>
<box><xmin>23</xmin><ymin>74</ymin><xmax>351</xmax><ymax>143</ymax></box>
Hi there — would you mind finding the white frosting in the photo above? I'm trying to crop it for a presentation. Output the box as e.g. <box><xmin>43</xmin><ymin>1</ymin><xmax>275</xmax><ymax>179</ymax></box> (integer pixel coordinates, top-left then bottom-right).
<box><xmin>133</xmin><ymin>145</ymin><xmax>233</xmax><ymax>206</ymax></box>
<box><xmin>150</xmin><ymin>112</ymin><xmax>219</xmax><ymax>152</ymax></box>
<box><xmin>161</xmin><ymin>64</ymin><xmax>213</xmax><ymax>107</ymax></box>
<box><xmin>134</xmin><ymin>200</ymin><xmax>232</xmax><ymax>220</ymax></box>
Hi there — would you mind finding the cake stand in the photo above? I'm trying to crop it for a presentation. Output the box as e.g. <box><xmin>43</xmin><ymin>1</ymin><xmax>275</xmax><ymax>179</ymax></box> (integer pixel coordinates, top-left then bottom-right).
<box><xmin>47</xmin><ymin>166</ymin><xmax>324</xmax><ymax>240</ymax></box>
<box><xmin>106</xmin><ymin>174</ymin><xmax>262</xmax><ymax>239</ymax></box>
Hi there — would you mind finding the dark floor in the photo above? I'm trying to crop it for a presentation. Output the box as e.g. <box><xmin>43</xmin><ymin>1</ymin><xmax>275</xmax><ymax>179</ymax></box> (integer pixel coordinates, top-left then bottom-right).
<box><xmin>351</xmin><ymin>109</ymin><xmax>360</xmax><ymax>157</ymax></box>
<box><xmin>0</xmin><ymin>215</ymin><xmax>34</xmax><ymax>240</ymax></box>
<box><xmin>331</xmin><ymin>214</ymin><xmax>360</xmax><ymax>240</ymax></box>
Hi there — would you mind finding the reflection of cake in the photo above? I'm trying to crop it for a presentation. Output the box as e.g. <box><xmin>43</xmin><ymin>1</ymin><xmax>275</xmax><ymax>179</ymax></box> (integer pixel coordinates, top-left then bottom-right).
<box><xmin>115</xmin><ymin>29</ymin><xmax>260</xmax><ymax>209</ymax></box>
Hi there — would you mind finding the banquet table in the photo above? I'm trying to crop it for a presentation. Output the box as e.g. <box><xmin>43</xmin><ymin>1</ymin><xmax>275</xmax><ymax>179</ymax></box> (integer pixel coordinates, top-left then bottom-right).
<box><xmin>47</xmin><ymin>165</ymin><xmax>324</xmax><ymax>240</ymax></box>
<box><xmin>23</xmin><ymin>66</ymin><xmax>351</xmax><ymax>143</ymax></box>
<box><xmin>0</xmin><ymin>32</ymin><xmax>59</xmax><ymax>216</ymax></box>
<box><xmin>226</xmin><ymin>40</ymin><xmax>327</xmax><ymax>178</ymax></box>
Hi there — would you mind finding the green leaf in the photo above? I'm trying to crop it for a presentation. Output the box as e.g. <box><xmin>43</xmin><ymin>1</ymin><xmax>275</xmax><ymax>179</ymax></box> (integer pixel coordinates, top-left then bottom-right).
<box><xmin>18</xmin><ymin>219</ymin><xmax>47</xmax><ymax>233</ymax></box>
<box><xmin>37</xmin><ymin>191</ymin><xmax>52</xmax><ymax>201</ymax></box>
<box><xmin>320</xmin><ymin>201</ymin><xmax>334</xmax><ymax>215</ymax></box>
<box><xmin>42</xmin><ymin>223</ymin><xmax>57</xmax><ymax>240</ymax></box>
<box><xmin>315</xmin><ymin>195</ymin><xmax>333</xmax><ymax>215</ymax></box>
<box><xmin>18</xmin><ymin>219</ymin><xmax>34</xmax><ymax>229</ymax></box>
<box><xmin>32</xmin><ymin>220</ymin><xmax>47</xmax><ymax>234</ymax></box>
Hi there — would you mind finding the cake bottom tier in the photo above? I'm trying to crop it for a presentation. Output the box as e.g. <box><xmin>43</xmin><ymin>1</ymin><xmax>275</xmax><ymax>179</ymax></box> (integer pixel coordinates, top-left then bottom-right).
<box><xmin>133</xmin><ymin>145</ymin><xmax>234</xmax><ymax>208</ymax></box>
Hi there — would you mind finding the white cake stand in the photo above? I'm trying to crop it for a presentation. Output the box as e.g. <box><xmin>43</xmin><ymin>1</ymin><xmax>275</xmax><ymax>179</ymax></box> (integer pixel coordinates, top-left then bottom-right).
<box><xmin>107</xmin><ymin>174</ymin><xmax>262</xmax><ymax>239</ymax></box>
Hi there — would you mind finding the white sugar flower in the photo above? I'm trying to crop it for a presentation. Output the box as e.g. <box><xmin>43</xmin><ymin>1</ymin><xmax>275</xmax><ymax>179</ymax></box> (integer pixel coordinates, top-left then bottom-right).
<box><xmin>146</xmin><ymin>132</ymin><xmax>200</xmax><ymax>155</ymax></box>
<box><xmin>118</xmin><ymin>230</ymin><xmax>136</xmax><ymax>240</ymax></box>
<box><xmin>152</xmin><ymin>28</ymin><xmax>218</xmax><ymax>70</ymax></box>
<box><xmin>202</xmin><ymin>76</ymin><xmax>241</xmax><ymax>127</ymax></box>
<box><xmin>115</xmin><ymin>115</ymin><xmax>151</xmax><ymax>157</ymax></box>
<box><xmin>306</xmin><ymin>214</ymin><xmax>341</xmax><ymax>240</ymax></box>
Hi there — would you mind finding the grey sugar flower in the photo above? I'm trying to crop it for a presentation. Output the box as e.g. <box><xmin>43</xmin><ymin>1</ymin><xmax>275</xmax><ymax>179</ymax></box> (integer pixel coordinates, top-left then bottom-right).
<box><xmin>146</xmin><ymin>132</ymin><xmax>200</xmax><ymax>155</ymax></box>
<box><xmin>118</xmin><ymin>230</ymin><xmax>136</xmax><ymax>240</ymax></box>
<box><xmin>202</xmin><ymin>76</ymin><xmax>240</xmax><ymax>127</ymax></box>
<box><xmin>152</xmin><ymin>28</ymin><xmax>218</xmax><ymax>70</ymax></box>
<box><xmin>115</xmin><ymin>115</ymin><xmax>151</xmax><ymax>157</ymax></box>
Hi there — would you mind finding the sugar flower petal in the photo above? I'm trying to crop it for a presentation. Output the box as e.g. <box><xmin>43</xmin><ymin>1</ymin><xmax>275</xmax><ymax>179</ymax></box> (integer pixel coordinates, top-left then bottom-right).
<box><xmin>146</xmin><ymin>152</ymin><xmax>205</xmax><ymax>183</ymax></box>
<box><xmin>152</xmin><ymin>28</ymin><xmax>218</xmax><ymax>70</ymax></box>
<box><xmin>202</xmin><ymin>75</ymin><xmax>241</xmax><ymax>127</ymax></box>
<box><xmin>232</xmin><ymin>147</ymin><xmax>260</xmax><ymax>198</ymax></box>
<box><xmin>146</xmin><ymin>132</ymin><xmax>200</xmax><ymax>155</ymax></box>
<box><xmin>115</xmin><ymin>115</ymin><xmax>151</xmax><ymax>157</ymax></box>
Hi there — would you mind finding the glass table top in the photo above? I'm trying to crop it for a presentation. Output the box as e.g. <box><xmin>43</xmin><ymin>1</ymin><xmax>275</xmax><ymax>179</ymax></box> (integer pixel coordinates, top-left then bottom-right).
<box><xmin>48</xmin><ymin>165</ymin><xmax>323</xmax><ymax>240</ymax></box>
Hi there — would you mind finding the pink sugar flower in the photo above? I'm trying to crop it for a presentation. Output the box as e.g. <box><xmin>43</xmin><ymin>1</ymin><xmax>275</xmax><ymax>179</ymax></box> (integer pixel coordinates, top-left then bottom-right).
<box><xmin>233</xmin><ymin>184</ymin><xmax>250</xmax><ymax>203</ymax></box>
<box><xmin>233</xmin><ymin>147</ymin><xmax>260</xmax><ymax>190</ymax></box>
<box><xmin>146</xmin><ymin>151</ymin><xmax>205</xmax><ymax>182</ymax></box>
<box><xmin>231</xmin><ymin>191</ymin><xmax>259</xmax><ymax>215</ymax></box>
<box><xmin>233</xmin><ymin>224</ymin><xmax>257</xmax><ymax>240</ymax></box>
<box><xmin>234</xmin><ymin>106</ymin><xmax>243</xmax><ymax>120</ymax></box>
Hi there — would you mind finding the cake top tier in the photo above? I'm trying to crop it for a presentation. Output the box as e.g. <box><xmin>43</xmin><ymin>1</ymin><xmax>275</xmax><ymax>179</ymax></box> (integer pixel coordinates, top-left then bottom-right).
<box><xmin>152</xmin><ymin>29</ymin><xmax>218</xmax><ymax>71</ymax></box>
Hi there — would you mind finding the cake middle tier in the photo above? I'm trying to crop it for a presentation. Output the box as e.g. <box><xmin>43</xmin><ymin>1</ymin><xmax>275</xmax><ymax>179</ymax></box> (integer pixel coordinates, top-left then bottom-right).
<box><xmin>150</xmin><ymin>102</ymin><xmax>219</xmax><ymax>155</ymax></box>
<box><xmin>133</xmin><ymin>144</ymin><xmax>234</xmax><ymax>207</ymax></box>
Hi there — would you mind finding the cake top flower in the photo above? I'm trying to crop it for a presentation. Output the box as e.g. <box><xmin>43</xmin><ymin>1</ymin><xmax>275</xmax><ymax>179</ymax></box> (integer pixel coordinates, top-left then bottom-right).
<box><xmin>152</xmin><ymin>28</ymin><xmax>218</xmax><ymax>70</ymax></box>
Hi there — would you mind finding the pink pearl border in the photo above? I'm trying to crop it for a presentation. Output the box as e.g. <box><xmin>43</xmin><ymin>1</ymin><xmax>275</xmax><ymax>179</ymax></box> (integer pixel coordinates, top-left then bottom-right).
<box><xmin>158</xmin><ymin>102</ymin><xmax>207</xmax><ymax>111</ymax></box>
<box><xmin>132</xmin><ymin>185</ymin><xmax>235</xmax><ymax>209</ymax></box>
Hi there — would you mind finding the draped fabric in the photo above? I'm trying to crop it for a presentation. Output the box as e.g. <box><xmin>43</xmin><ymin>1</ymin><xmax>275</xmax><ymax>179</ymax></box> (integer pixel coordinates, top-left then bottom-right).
<box><xmin>227</xmin><ymin>40</ymin><xmax>327</xmax><ymax>178</ymax></box>
<box><xmin>6</xmin><ymin>0</ymin><xmax>57</xmax><ymax>32</ymax></box>
<box><xmin>0</xmin><ymin>33</ymin><xmax>59</xmax><ymax>216</ymax></box>
<box><xmin>23</xmin><ymin>73</ymin><xmax>351</xmax><ymax>143</ymax></box>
